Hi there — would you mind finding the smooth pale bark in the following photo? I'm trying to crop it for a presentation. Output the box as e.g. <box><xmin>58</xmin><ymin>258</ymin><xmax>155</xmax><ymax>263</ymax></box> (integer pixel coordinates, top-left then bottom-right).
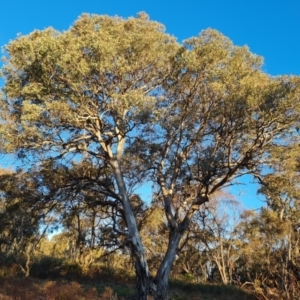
<box><xmin>154</xmin><ymin>218</ymin><xmax>190</xmax><ymax>300</ymax></box>
<box><xmin>110</xmin><ymin>158</ymin><xmax>152</xmax><ymax>299</ymax></box>
<box><xmin>110</xmin><ymin>157</ymin><xmax>190</xmax><ymax>299</ymax></box>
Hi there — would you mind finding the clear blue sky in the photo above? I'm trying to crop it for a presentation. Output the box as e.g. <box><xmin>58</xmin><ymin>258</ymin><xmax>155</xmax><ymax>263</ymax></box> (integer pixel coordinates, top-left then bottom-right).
<box><xmin>1</xmin><ymin>0</ymin><xmax>299</xmax><ymax>208</ymax></box>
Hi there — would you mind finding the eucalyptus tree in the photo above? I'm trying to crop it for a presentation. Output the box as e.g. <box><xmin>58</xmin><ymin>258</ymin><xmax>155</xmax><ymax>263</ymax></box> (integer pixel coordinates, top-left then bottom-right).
<box><xmin>255</xmin><ymin>142</ymin><xmax>300</xmax><ymax>299</ymax></box>
<box><xmin>1</xmin><ymin>12</ymin><xmax>300</xmax><ymax>299</ymax></box>
<box><xmin>0</xmin><ymin>168</ymin><xmax>53</xmax><ymax>276</ymax></box>
<box><xmin>190</xmin><ymin>195</ymin><xmax>243</xmax><ymax>284</ymax></box>
<box><xmin>235</xmin><ymin>208</ymin><xmax>298</xmax><ymax>300</ymax></box>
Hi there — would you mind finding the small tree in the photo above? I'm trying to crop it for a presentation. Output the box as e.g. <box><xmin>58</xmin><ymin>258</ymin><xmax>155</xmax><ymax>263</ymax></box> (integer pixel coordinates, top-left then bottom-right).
<box><xmin>191</xmin><ymin>195</ymin><xmax>243</xmax><ymax>284</ymax></box>
<box><xmin>1</xmin><ymin>13</ymin><xmax>300</xmax><ymax>299</ymax></box>
<box><xmin>0</xmin><ymin>170</ymin><xmax>50</xmax><ymax>276</ymax></box>
<box><xmin>254</xmin><ymin>141</ymin><xmax>300</xmax><ymax>299</ymax></box>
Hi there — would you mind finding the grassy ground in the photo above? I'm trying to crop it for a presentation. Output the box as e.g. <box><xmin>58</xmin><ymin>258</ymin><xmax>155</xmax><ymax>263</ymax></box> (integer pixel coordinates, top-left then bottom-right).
<box><xmin>0</xmin><ymin>276</ymin><xmax>256</xmax><ymax>300</ymax></box>
<box><xmin>0</xmin><ymin>258</ymin><xmax>256</xmax><ymax>299</ymax></box>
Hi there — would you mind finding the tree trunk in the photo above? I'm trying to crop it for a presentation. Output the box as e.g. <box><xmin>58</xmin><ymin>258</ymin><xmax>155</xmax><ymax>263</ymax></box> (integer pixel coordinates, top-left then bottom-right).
<box><xmin>154</xmin><ymin>223</ymin><xmax>187</xmax><ymax>300</ymax></box>
<box><xmin>110</xmin><ymin>159</ymin><xmax>152</xmax><ymax>299</ymax></box>
<box><xmin>111</xmin><ymin>158</ymin><xmax>190</xmax><ymax>299</ymax></box>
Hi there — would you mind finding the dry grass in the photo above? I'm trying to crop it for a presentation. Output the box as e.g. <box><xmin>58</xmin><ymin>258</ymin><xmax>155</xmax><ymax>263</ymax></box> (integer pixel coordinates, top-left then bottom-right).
<box><xmin>0</xmin><ymin>277</ymin><xmax>118</xmax><ymax>300</ymax></box>
<box><xmin>0</xmin><ymin>276</ymin><xmax>257</xmax><ymax>300</ymax></box>
<box><xmin>0</xmin><ymin>260</ymin><xmax>256</xmax><ymax>300</ymax></box>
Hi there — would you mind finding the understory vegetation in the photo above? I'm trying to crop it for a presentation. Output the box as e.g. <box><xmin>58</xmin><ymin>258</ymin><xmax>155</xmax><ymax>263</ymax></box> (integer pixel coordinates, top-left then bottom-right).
<box><xmin>0</xmin><ymin>255</ymin><xmax>255</xmax><ymax>300</ymax></box>
<box><xmin>0</xmin><ymin>180</ymin><xmax>298</xmax><ymax>300</ymax></box>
